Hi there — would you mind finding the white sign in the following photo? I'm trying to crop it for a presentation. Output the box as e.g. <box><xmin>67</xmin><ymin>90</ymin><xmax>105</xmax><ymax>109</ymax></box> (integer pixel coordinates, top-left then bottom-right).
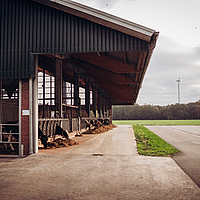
<box><xmin>22</xmin><ymin>110</ymin><xmax>30</xmax><ymax>116</ymax></box>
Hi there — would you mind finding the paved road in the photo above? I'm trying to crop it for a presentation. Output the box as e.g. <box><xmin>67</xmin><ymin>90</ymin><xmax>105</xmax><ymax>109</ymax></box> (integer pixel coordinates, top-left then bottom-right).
<box><xmin>0</xmin><ymin>125</ymin><xmax>200</xmax><ymax>200</ymax></box>
<box><xmin>146</xmin><ymin>126</ymin><xmax>200</xmax><ymax>188</ymax></box>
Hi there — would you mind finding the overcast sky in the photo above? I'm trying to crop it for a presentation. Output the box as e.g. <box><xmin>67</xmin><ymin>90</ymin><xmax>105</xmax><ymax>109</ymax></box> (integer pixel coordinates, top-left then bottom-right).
<box><xmin>73</xmin><ymin>0</ymin><xmax>200</xmax><ymax>106</ymax></box>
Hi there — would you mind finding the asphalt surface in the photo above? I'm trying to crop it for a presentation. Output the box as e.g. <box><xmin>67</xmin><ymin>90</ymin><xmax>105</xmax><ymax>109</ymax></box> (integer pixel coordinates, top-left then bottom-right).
<box><xmin>0</xmin><ymin>125</ymin><xmax>200</xmax><ymax>200</ymax></box>
<box><xmin>146</xmin><ymin>126</ymin><xmax>200</xmax><ymax>188</ymax></box>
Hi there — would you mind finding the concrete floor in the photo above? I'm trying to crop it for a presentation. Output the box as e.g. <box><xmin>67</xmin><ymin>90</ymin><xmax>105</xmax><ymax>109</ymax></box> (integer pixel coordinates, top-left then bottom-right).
<box><xmin>0</xmin><ymin>125</ymin><xmax>200</xmax><ymax>200</ymax></box>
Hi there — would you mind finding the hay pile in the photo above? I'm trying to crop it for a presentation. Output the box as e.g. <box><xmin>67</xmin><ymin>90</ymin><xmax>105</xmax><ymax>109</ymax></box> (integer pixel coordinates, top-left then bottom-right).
<box><xmin>83</xmin><ymin>124</ymin><xmax>116</xmax><ymax>134</ymax></box>
<box><xmin>48</xmin><ymin>138</ymin><xmax>78</xmax><ymax>149</ymax></box>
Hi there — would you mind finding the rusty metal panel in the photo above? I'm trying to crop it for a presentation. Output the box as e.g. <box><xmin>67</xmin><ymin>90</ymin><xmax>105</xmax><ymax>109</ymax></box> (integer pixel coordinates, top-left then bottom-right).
<box><xmin>0</xmin><ymin>0</ymin><xmax>149</xmax><ymax>79</ymax></box>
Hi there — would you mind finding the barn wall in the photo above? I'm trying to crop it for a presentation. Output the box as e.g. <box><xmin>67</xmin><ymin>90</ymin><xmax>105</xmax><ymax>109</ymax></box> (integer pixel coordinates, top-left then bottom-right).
<box><xmin>0</xmin><ymin>0</ymin><xmax>148</xmax><ymax>79</ymax></box>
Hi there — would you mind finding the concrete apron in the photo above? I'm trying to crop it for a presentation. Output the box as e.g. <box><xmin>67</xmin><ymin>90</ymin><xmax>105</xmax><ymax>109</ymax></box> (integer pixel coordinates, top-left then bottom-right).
<box><xmin>0</xmin><ymin>125</ymin><xmax>200</xmax><ymax>200</ymax></box>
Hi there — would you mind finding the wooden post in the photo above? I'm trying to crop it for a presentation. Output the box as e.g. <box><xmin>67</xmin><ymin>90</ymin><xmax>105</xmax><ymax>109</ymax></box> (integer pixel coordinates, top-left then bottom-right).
<box><xmin>55</xmin><ymin>58</ymin><xmax>63</xmax><ymax>118</ymax></box>
<box><xmin>97</xmin><ymin>89</ymin><xmax>101</xmax><ymax>118</ymax></box>
<box><xmin>92</xmin><ymin>85</ymin><xmax>97</xmax><ymax>118</ymax></box>
<box><xmin>85</xmin><ymin>80</ymin><xmax>90</xmax><ymax>117</ymax></box>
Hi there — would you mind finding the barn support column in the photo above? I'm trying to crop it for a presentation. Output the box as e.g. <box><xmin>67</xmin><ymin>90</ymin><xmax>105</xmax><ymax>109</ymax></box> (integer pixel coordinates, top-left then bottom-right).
<box><xmin>105</xmin><ymin>96</ymin><xmax>109</xmax><ymax>118</ymax></box>
<box><xmin>85</xmin><ymin>80</ymin><xmax>90</xmax><ymax>117</ymax></box>
<box><xmin>97</xmin><ymin>89</ymin><xmax>101</xmax><ymax>118</ymax></box>
<box><xmin>55</xmin><ymin>58</ymin><xmax>63</xmax><ymax>118</ymax></box>
<box><xmin>74</xmin><ymin>72</ymin><xmax>80</xmax><ymax>117</ymax></box>
<box><xmin>83</xmin><ymin>75</ymin><xmax>94</xmax><ymax>118</ymax></box>
<box><xmin>33</xmin><ymin>55</ymin><xmax>38</xmax><ymax>153</ymax></box>
<box><xmin>67</xmin><ymin>63</ymin><xmax>86</xmax><ymax>131</ymax></box>
<box><xmin>74</xmin><ymin>71</ymin><xmax>82</xmax><ymax>132</ymax></box>
<box><xmin>102</xmin><ymin>93</ymin><xmax>105</xmax><ymax>118</ymax></box>
<box><xmin>42</xmin><ymin>65</ymin><xmax>46</xmax><ymax>117</ymax></box>
<box><xmin>109</xmin><ymin>102</ymin><xmax>112</xmax><ymax>123</ymax></box>
<box><xmin>29</xmin><ymin>78</ymin><xmax>33</xmax><ymax>155</ymax></box>
<box><xmin>92</xmin><ymin>84</ymin><xmax>97</xmax><ymax>118</ymax></box>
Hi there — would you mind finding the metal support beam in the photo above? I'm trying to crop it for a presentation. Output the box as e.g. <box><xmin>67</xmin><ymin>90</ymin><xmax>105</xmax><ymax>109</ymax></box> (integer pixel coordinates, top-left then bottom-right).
<box><xmin>55</xmin><ymin>58</ymin><xmax>63</xmax><ymax>118</ymax></box>
<box><xmin>97</xmin><ymin>89</ymin><xmax>101</xmax><ymax>118</ymax></box>
<box><xmin>102</xmin><ymin>94</ymin><xmax>105</xmax><ymax>118</ymax></box>
<box><xmin>109</xmin><ymin>106</ymin><xmax>112</xmax><ymax>123</ymax></box>
<box><xmin>92</xmin><ymin>85</ymin><xmax>97</xmax><ymax>118</ymax></box>
<box><xmin>74</xmin><ymin>72</ymin><xmax>80</xmax><ymax>118</ymax></box>
<box><xmin>29</xmin><ymin>78</ymin><xmax>33</xmax><ymax>155</ymax></box>
<box><xmin>74</xmin><ymin>72</ymin><xmax>79</xmax><ymax>106</ymax></box>
<box><xmin>70</xmin><ymin>83</ymin><xmax>73</xmax><ymax>132</ymax></box>
<box><xmin>33</xmin><ymin>54</ymin><xmax>38</xmax><ymax>153</ymax></box>
<box><xmin>85</xmin><ymin>81</ymin><xmax>90</xmax><ymax>117</ymax></box>
<box><xmin>43</xmin><ymin>66</ymin><xmax>45</xmax><ymax>117</ymax></box>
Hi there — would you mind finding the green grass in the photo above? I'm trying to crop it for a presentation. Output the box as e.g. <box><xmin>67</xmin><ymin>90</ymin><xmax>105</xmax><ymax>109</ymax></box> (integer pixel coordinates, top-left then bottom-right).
<box><xmin>133</xmin><ymin>125</ymin><xmax>180</xmax><ymax>156</ymax></box>
<box><xmin>113</xmin><ymin>119</ymin><xmax>200</xmax><ymax>126</ymax></box>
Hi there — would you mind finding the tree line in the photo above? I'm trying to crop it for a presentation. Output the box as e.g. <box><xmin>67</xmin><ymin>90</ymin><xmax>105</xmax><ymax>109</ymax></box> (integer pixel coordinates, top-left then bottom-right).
<box><xmin>112</xmin><ymin>100</ymin><xmax>200</xmax><ymax>120</ymax></box>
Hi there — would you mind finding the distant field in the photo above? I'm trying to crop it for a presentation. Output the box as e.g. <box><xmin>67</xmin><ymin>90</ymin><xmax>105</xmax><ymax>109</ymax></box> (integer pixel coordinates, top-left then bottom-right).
<box><xmin>113</xmin><ymin>120</ymin><xmax>200</xmax><ymax>126</ymax></box>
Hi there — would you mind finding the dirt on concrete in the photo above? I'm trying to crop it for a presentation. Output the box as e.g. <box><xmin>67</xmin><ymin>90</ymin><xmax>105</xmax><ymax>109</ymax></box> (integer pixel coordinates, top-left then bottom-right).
<box><xmin>82</xmin><ymin>124</ymin><xmax>116</xmax><ymax>134</ymax></box>
<box><xmin>48</xmin><ymin>138</ymin><xmax>78</xmax><ymax>148</ymax></box>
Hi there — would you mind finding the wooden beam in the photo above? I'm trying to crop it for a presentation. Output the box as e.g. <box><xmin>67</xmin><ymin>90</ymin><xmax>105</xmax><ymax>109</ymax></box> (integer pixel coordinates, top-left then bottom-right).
<box><xmin>135</xmin><ymin>51</ymin><xmax>147</xmax><ymax>82</ymax></box>
<box><xmin>64</xmin><ymin>57</ymin><xmax>137</xmax><ymax>85</ymax></box>
<box><xmin>92</xmin><ymin>79</ymin><xmax>137</xmax><ymax>101</ymax></box>
<box><xmin>72</xmin><ymin>53</ymin><xmax>140</xmax><ymax>73</ymax></box>
<box><xmin>88</xmin><ymin>75</ymin><xmax>137</xmax><ymax>93</ymax></box>
<box><xmin>107</xmin><ymin>91</ymin><xmax>134</xmax><ymax>103</ymax></box>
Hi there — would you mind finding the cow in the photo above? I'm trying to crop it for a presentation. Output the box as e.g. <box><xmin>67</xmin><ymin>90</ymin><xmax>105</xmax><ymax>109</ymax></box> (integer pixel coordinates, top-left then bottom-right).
<box><xmin>85</xmin><ymin>119</ymin><xmax>91</xmax><ymax>130</ymax></box>
<box><xmin>38</xmin><ymin>124</ymin><xmax>69</xmax><ymax>149</ymax></box>
<box><xmin>104</xmin><ymin>119</ymin><xmax>111</xmax><ymax>125</ymax></box>
<box><xmin>55</xmin><ymin>125</ymin><xmax>69</xmax><ymax>139</ymax></box>
<box><xmin>92</xmin><ymin>119</ymin><xmax>102</xmax><ymax>129</ymax></box>
<box><xmin>38</xmin><ymin>127</ymin><xmax>48</xmax><ymax>149</ymax></box>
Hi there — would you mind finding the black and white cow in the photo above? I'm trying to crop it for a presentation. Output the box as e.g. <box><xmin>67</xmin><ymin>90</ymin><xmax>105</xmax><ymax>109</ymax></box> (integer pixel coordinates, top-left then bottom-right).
<box><xmin>38</xmin><ymin>124</ymin><xmax>69</xmax><ymax>149</ymax></box>
<box><xmin>38</xmin><ymin>127</ymin><xmax>48</xmax><ymax>149</ymax></box>
<box><xmin>55</xmin><ymin>125</ymin><xmax>69</xmax><ymax>139</ymax></box>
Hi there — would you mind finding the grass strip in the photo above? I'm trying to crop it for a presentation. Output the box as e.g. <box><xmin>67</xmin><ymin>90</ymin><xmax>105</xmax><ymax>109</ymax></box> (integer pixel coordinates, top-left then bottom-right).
<box><xmin>133</xmin><ymin>125</ymin><xmax>180</xmax><ymax>156</ymax></box>
<box><xmin>113</xmin><ymin>119</ymin><xmax>200</xmax><ymax>126</ymax></box>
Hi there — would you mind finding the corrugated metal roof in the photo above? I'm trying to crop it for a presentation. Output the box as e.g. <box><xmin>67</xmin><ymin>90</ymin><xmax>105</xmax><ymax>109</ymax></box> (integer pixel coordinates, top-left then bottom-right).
<box><xmin>34</xmin><ymin>0</ymin><xmax>156</xmax><ymax>42</ymax></box>
<box><xmin>0</xmin><ymin>0</ymin><xmax>150</xmax><ymax>79</ymax></box>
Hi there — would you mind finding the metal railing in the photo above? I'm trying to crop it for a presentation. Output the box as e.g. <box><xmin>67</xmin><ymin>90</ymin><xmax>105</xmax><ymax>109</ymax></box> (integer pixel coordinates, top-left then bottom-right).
<box><xmin>38</xmin><ymin>118</ymin><xmax>70</xmax><ymax>137</ymax></box>
<box><xmin>0</xmin><ymin>123</ymin><xmax>20</xmax><ymax>157</ymax></box>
